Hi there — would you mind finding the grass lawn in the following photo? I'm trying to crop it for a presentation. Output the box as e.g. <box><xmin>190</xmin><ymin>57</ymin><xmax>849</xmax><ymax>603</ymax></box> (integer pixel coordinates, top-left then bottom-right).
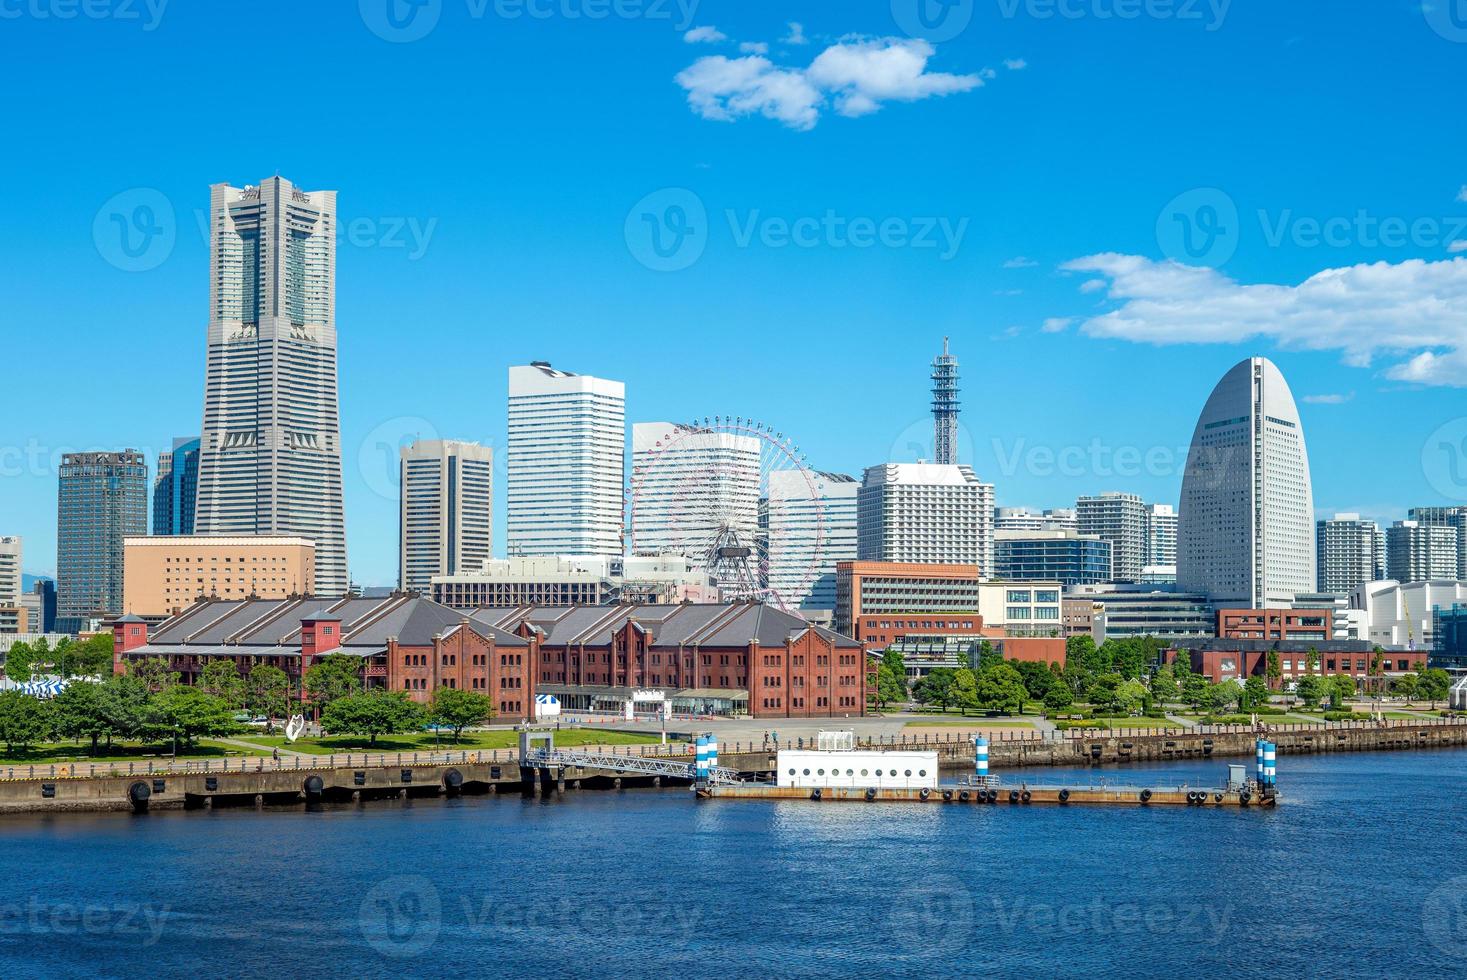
<box><xmin>1056</xmin><ymin>717</ymin><xmax>1177</xmax><ymax>731</ymax></box>
<box><xmin>0</xmin><ymin>739</ymin><xmax>255</xmax><ymax>766</ymax></box>
<box><xmin>231</xmin><ymin>728</ymin><xmax>663</xmax><ymax>755</ymax></box>
<box><xmin>904</xmin><ymin>719</ymin><xmax>1038</xmax><ymax>728</ymax></box>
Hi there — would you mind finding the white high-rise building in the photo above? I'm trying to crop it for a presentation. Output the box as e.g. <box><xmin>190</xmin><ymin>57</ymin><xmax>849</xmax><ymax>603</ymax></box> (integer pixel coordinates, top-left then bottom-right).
<box><xmin>1408</xmin><ymin>506</ymin><xmax>1467</xmax><ymax>579</ymax></box>
<box><xmin>194</xmin><ymin>177</ymin><xmax>349</xmax><ymax>596</ymax></box>
<box><xmin>629</xmin><ymin>422</ymin><xmax>759</xmax><ymax>558</ymax></box>
<box><xmin>993</xmin><ymin>507</ymin><xmax>1077</xmax><ymax>532</ymax></box>
<box><xmin>506</xmin><ymin>363</ymin><xmax>625</xmax><ymax>557</ymax></box>
<box><xmin>767</xmin><ymin>470</ymin><xmax>858</xmax><ymax>613</ymax></box>
<box><xmin>1178</xmin><ymin>356</ymin><xmax>1316</xmax><ymax>608</ymax></box>
<box><xmin>1076</xmin><ymin>493</ymin><xmax>1148</xmax><ymax>582</ymax></box>
<box><xmin>1386</xmin><ymin>520</ymin><xmax>1459</xmax><ymax>583</ymax></box>
<box><xmin>1145</xmin><ymin>503</ymin><xmax>1178</xmax><ymax>567</ymax></box>
<box><xmin>856</xmin><ymin>463</ymin><xmax>995</xmax><ymax>572</ymax></box>
<box><xmin>1316</xmin><ymin>513</ymin><xmax>1385</xmax><ymax>594</ymax></box>
<box><xmin>0</xmin><ymin>537</ymin><xmax>20</xmax><ymax>611</ymax></box>
<box><xmin>399</xmin><ymin>440</ymin><xmax>494</xmax><ymax>595</ymax></box>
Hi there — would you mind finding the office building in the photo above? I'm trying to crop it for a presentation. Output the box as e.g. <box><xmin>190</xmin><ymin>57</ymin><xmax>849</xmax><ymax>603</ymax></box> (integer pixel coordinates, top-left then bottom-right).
<box><xmin>766</xmin><ymin>470</ymin><xmax>858</xmax><ymax>615</ymax></box>
<box><xmin>629</xmin><ymin>422</ymin><xmax>759</xmax><ymax>558</ymax></box>
<box><xmin>1435</xmin><ymin>604</ymin><xmax>1467</xmax><ymax>669</ymax></box>
<box><xmin>993</xmin><ymin>507</ymin><xmax>1077</xmax><ymax>532</ymax></box>
<box><xmin>56</xmin><ymin>450</ymin><xmax>147</xmax><ymax>631</ymax></box>
<box><xmin>1354</xmin><ymin>579</ymin><xmax>1467</xmax><ymax>649</ymax></box>
<box><xmin>432</xmin><ymin>554</ymin><xmax>714</xmax><ymax>609</ymax></box>
<box><xmin>977</xmin><ymin>581</ymin><xmax>1064</xmax><ymax>637</ymax></box>
<box><xmin>20</xmin><ymin>580</ymin><xmax>56</xmax><ymax>636</ymax></box>
<box><xmin>1145</xmin><ymin>503</ymin><xmax>1178</xmax><ymax>567</ymax></box>
<box><xmin>194</xmin><ymin>177</ymin><xmax>349</xmax><ymax>596</ymax></box>
<box><xmin>931</xmin><ymin>337</ymin><xmax>959</xmax><ymax>465</ymax></box>
<box><xmin>994</xmin><ymin>529</ymin><xmax>1112</xmax><ymax>587</ymax></box>
<box><xmin>1169</xmin><ymin>640</ymin><xmax>1423</xmax><ymax>687</ymax></box>
<box><xmin>1386</xmin><ymin>520</ymin><xmax>1459</xmax><ymax>583</ymax></box>
<box><xmin>1290</xmin><ymin>591</ymin><xmax>1366</xmax><ymax>641</ymax></box>
<box><xmin>151</xmin><ymin>436</ymin><xmax>200</xmax><ymax>536</ymax></box>
<box><xmin>835</xmin><ymin>561</ymin><xmax>981</xmax><ymax>639</ymax></box>
<box><xmin>1076</xmin><ymin>492</ymin><xmax>1147</xmax><ymax>582</ymax></box>
<box><xmin>1216</xmin><ymin>608</ymin><xmax>1332</xmax><ymax>642</ymax></box>
<box><xmin>1408</xmin><ymin>506</ymin><xmax>1467</xmax><ymax>579</ymax></box>
<box><xmin>123</xmin><ymin>535</ymin><xmax>316</xmax><ymax>617</ymax></box>
<box><xmin>1178</xmin><ymin>357</ymin><xmax>1315</xmax><ymax>607</ymax></box>
<box><xmin>506</xmin><ymin>362</ymin><xmax>625</xmax><ymax>557</ymax></box>
<box><xmin>856</xmin><ymin>463</ymin><xmax>994</xmax><ymax>572</ymax></box>
<box><xmin>0</xmin><ymin>537</ymin><xmax>19</xmax><ymax>612</ymax></box>
<box><xmin>1069</xmin><ymin>583</ymin><xmax>1216</xmax><ymax>642</ymax></box>
<box><xmin>1316</xmin><ymin>513</ymin><xmax>1385</xmax><ymax>594</ymax></box>
<box><xmin>399</xmin><ymin>439</ymin><xmax>493</xmax><ymax>595</ymax></box>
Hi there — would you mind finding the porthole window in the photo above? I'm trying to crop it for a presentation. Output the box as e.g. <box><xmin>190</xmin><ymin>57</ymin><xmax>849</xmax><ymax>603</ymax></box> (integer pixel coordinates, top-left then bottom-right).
<box><xmin>803</xmin><ymin>769</ymin><xmax>810</xmax><ymax>776</ymax></box>
<box><xmin>919</xmin><ymin>770</ymin><xmax>928</xmax><ymax>777</ymax></box>
<box><xmin>788</xmin><ymin>769</ymin><xmax>796</xmax><ymax>776</ymax></box>
<box><xmin>876</xmin><ymin>769</ymin><xmax>884</xmax><ymax>777</ymax></box>
<box><xmin>818</xmin><ymin>769</ymin><xmax>825</xmax><ymax>776</ymax></box>
<box><xmin>860</xmin><ymin>769</ymin><xmax>869</xmax><ymax>777</ymax></box>
<box><xmin>905</xmin><ymin>770</ymin><xmax>912</xmax><ymax>777</ymax></box>
<box><xmin>847</xmin><ymin>769</ymin><xmax>855</xmax><ymax>777</ymax></box>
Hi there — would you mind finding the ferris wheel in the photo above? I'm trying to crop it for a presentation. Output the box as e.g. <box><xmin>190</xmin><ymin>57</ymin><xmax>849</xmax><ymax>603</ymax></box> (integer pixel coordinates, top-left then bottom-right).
<box><xmin>627</xmin><ymin>417</ymin><xmax>827</xmax><ymax>610</ymax></box>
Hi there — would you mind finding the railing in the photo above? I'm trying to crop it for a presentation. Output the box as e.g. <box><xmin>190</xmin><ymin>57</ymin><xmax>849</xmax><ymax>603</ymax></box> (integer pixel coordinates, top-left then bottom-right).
<box><xmin>522</xmin><ymin>749</ymin><xmax>741</xmax><ymax>785</ymax></box>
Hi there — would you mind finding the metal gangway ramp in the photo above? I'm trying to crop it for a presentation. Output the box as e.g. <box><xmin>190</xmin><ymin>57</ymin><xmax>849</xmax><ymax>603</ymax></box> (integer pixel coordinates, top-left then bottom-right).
<box><xmin>518</xmin><ymin>729</ymin><xmax>742</xmax><ymax>785</ymax></box>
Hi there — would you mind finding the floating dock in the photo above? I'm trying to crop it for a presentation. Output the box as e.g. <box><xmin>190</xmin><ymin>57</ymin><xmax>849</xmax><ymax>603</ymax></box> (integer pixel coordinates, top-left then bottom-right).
<box><xmin>697</xmin><ymin>782</ymin><xmax>1277</xmax><ymax>807</ymax></box>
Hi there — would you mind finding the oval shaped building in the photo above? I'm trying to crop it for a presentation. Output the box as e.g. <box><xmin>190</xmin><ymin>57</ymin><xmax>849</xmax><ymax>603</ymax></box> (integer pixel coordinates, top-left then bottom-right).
<box><xmin>1177</xmin><ymin>357</ymin><xmax>1316</xmax><ymax>608</ymax></box>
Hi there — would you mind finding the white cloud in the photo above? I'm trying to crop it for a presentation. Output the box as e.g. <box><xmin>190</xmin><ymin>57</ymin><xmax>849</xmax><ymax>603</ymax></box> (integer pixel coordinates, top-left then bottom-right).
<box><xmin>1302</xmin><ymin>392</ymin><xmax>1355</xmax><ymax>405</ymax></box>
<box><xmin>739</xmin><ymin>41</ymin><xmax>769</xmax><ymax>55</ymax></box>
<box><xmin>1052</xmin><ymin>253</ymin><xmax>1467</xmax><ymax>387</ymax></box>
<box><xmin>677</xmin><ymin>38</ymin><xmax>979</xmax><ymax>130</ymax></box>
<box><xmin>683</xmin><ymin>26</ymin><xmax>727</xmax><ymax>43</ymax></box>
<box><xmin>1457</xmin><ymin>184</ymin><xmax>1467</xmax><ymax>203</ymax></box>
<box><xmin>1042</xmin><ymin>317</ymin><xmax>1072</xmax><ymax>333</ymax></box>
<box><xmin>1449</xmin><ymin>239</ymin><xmax>1467</xmax><ymax>253</ymax></box>
<box><xmin>1004</xmin><ymin>58</ymin><xmax>1028</xmax><ymax>70</ymax></box>
<box><xmin>1002</xmin><ymin>256</ymin><xmax>1038</xmax><ymax>268</ymax></box>
<box><xmin>980</xmin><ymin>67</ymin><xmax>996</xmax><ymax>80</ymax></box>
<box><xmin>783</xmin><ymin>22</ymin><xmax>808</xmax><ymax>45</ymax></box>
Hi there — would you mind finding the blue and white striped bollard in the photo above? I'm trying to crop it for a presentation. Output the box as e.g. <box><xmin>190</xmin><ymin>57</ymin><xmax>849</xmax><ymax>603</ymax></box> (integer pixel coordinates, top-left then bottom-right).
<box><xmin>975</xmin><ymin>736</ymin><xmax>989</xmax><ymax>783</ymax></box>
<box><xmin>695</xmin><ymin>735</ymin><xmax>709</xmax><ymax>782</ymax></box>
<box><xmin>1263</xmin><ymin>740</ymin><xmax>1276</xmax><ymax>787</ymax></box>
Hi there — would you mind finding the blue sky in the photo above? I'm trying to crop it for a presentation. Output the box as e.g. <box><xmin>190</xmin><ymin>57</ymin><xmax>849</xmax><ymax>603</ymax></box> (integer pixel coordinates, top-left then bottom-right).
<box><xmin>3</xmin><ymin>0</ymin><xmax>1466</xmax><ymax>585</ymax></box>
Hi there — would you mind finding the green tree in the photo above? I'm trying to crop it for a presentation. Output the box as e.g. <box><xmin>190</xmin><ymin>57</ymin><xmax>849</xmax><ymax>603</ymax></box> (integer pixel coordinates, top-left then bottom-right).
<box><xmin>143</xmin><ymin>686</ymin><xmax>237</xmax><ymax>753</ymax></box>
<box><xmin>976</xmin><ymin>662</ymin><xmax>1028</xmax><ymax>715</ymax></box>
<box><xmin>1296</xmin><ymin>674</ymin><xmax>1325</xmax><ymax>709</ymax></box>
<box><xmin>1266</xmin><ymin>651</ymin><xmax>1282</xmax><ymax>691</ymax></box>
<box><xmin>952</xmin><ymin>668</ymin><xmax>980</xmax><ymax>715</ymax></box>
<box><xmin>1391</xmin><ymin>672</ymin><xmax>1419</xmax><ymax>700</ymax></box>
<box><xmin>130</xmin><ymin>657</ymin><xmax>179</xmax><ymax>694</ymax></box>
<box><xmin>913</xmin><ymin>668</ymin><xmax>959</xmax><ymax>713</ymax></box>
<box><xmin>1088</xmin><ymin>673</ymin><xmax>1124</xmax><ymax>714</ymax></box>
<box><xmin>1206</xmin><ymin>681</ymin><xmax>1241</xmax><ymax>714</ymax></box>
<box><xmin>4</xmin><ymin>641</ymin><xmax>33</xmax><ymax>684</ymax></box>
<box><xmin>321</xmin><ymin>690</ymin><xmax>427</xmax><ymax>745</ymax></box>
<box><xmin>0</xmin><ymin>691</ymin><xmax>52</xmax><ymax>753</ymax></box>
<box><xmin>875</xmin><ymin>663</ymin><xmax>907</xmax><ymax>709</ymax></box>
<box><xmin>975</xmin><ymin>641</ymin><xmax>1002</xmax><ymax>673</ymax></box>
<box><xmin>1243</xmin><ymin>676</ymin><xmax>1270</xmax><ymax>710</ymax></box>
<box><xmin>99</xmin><ymin>675</ymin><xmax>150</xmax><ymax>746</ymax></box>
<box><xmin>50</xmin><ymin>681</ymin><xmax>111</xmax><ymax>755</ymax></box>
<box><xmin>1012</xmin><ymin>660</ymin><xmax>1055</xmax><ymax>702</ymax></box>
<box><xmin>304</xmin><ymin>653</ymin><xmax>363</xmax><ymax>707</ymax></box>
<box><xmin>429</xmin><ymin>687</ymin><xmax>496</xmax><ymax>740</ymax></box>
<box><xmin>1182</xmin><ymin>672</ymin><xmax>1210</xmax><ymax>709</ymax></box>
<box><xmin>1330</xmin><ymin>674</ymin><xmax>1357</xmax><ymax>710</ymax></box>
<box><xmin>1306</xmin><ymin>648</ymin><xmax>1320</xmax><ymax>674</ymax></box>
<box><xmin>1043</xmin><ymin>683</ymin><xmax>1074</xmax><ymax>712</ymax></box>
<box><xmin>1149</xmin><ymin>665</ymin><xmax>1180</xmax><ymax>703</ymax></box>
<box><xmin>199</xmin><ymin>660</ymin><xmax>246</xmax><ymax>709</ymax></box>
<box><xmin>246</xmin><ymin>664</ymin><xmax>292</xmax><ymax>729</ymax></box>
<box><xmin>49</xmin><ymin>634</ymin><xmax>114</xmax><ymax>679</ymax></box>
<box><xmin>1106</xmin><ymin>638</ymin><xmax>1148</xmax><ymax>680</ymax></box>
<box><xmin>1417</xmin><ymin>667</ymin><xmax>1451</xmax><ymax>709</ymax></box>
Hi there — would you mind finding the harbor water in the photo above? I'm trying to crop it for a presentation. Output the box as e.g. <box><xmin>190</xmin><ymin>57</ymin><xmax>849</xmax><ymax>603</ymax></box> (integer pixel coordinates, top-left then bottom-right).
<box><xmin>1</xmin><ymin>749</ymin><xmax>1464</xmax><ymax>978</ymax></box>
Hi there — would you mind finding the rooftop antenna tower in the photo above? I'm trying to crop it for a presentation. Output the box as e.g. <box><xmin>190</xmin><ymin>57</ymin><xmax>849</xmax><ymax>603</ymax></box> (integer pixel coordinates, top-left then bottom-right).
<box><xmin>931</xmin><ymin>337</ymin><xmax>960</xmax><ymax>465</ymax></box>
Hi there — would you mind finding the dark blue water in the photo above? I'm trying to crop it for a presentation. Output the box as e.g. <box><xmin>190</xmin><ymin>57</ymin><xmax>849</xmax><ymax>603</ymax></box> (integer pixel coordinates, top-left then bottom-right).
<box><xmin>2</xmin><ymin>749</ymin><xmax>1465</xmax><ymax>978</ymax></box>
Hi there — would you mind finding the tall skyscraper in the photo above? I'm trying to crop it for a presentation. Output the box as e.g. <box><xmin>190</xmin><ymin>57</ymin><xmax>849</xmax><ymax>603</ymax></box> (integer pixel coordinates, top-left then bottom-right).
<box><xmin>1387</xmin><ymin>520</ymin><xmax>1459</xmax><ymax>583</ymax></box>
<box><xmin>152</xmin><ymin>436</ymin><xmax>200</xmax><ymax>536</ymax></box>
<box><xmin>57</xmin><ymin>450</ymin><xmax>147</xmax><ymax>631</ymax></box>
<box><xmin>1178</xmin><ymin>357</ymin><xmax>1316</xmax><ymax>607</ymax></box>
<box><xmin>1144</xmin><ymin>503</ymin><xmax>1179</xmax><ymax>567</ymax></box>
<box><xmin>767</xmin><ymin>470</ymin><xmax>858</xmax><ymax>613</ymax></box>
<box><xmin>995</xmin><ymin>529</ymin><xmax>1112</xmax><ymax>587</ymax></box>
<box><xmin>1408</xmin><ymin>506</ymin><xmax>1467</xmax><ymax>579</ymax></box>
<box><xmin>629</xmin><ymin>422</ymin><xmax>759</xmax><ymax>558</ymax></box>
<box><xmin>399</xmin><ymin>439</ymin><xmax>494</xmax><ymax>595</ymax></box>
<box><xmin>857</xmin><ymin>463</ymin><xmax>995</xmax><ymax>571</ymax></box>
<box><xmin>0</xmin><ymin>537</ymin><xmax>21</xmax><ymax>625</ymax></box>
<box><xmin>931</xmin><ymin>337</ymin><xmax>959</xmax><ymax>465</ymax></box>
<box><xmin>194</xmin><ymin>177</ymin><xmax>349</xmax><ymax>596</ymax></box>
<box><xmin>506</xmin><ymin>362</ymin><xmax>625</xmax><ymax>557</ymax></box>
<box><xmin>1076</xmin><ymin>492</ymin><xmax>1147</xmax><ymax>582</ymax></box>
<box><xmin>1316</xmin><ymin>513</ymin><xmax>1385</xmax><ymax>593</ymax></box>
